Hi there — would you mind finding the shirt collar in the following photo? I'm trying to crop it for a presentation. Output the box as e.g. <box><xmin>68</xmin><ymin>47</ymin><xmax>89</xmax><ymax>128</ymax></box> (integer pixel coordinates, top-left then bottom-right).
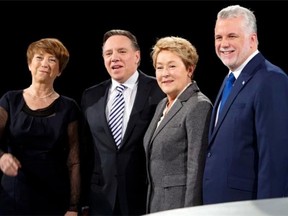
<box><xmin>110</xmin><ymin>70</ymin><xmax>139</xmax><ymax>91</ymax></box>
<box><xmin>231</xmin><ymin>50</ymin><xmax>259</xmax><ymax>79</ymax></box>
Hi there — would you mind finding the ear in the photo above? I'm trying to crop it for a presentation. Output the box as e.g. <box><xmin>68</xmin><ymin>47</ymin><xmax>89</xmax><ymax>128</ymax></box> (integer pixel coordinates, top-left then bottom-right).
<box><xmin>250</xmin><ymin>33</ymin><xmax>258</xmax><ymax>48</ymax></box>
<box><xmin>28</xmin><ymin>64</ymin><xmax>32</xmax><ymax>72</ymax></box>
<box><xmin>135</xmin><ymin>50</ymin><xmax>141</xmax><ymax>65</ymax></box>
<box><xmin>188</xmin><ymin>65</ymin><xmax>194</xmax><ymax>78</ymax></box>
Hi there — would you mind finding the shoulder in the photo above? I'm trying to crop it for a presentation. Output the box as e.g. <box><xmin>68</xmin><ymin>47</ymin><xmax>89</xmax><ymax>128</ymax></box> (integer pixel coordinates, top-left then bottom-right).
<box><xmin>0</xmin><ymin>90</ymin><xmax>23</xmax><ymax>112</ymax></box>
<box><xmin>251</xmin><ymin>53</ymin><xmax>287</xmax><ymax>80</ymax></box>
<box><xmin>1</xmin><ymin>89</ymin><xmax>22</xmax><ymax>98</ymax></box>
<box><xmin>59</xmin><ymin>95</ymin><xmax>80</xmax><ymax>110</ymax></box>
<box><xmin>0</xmin><ymin>89</ymin><xmax>22</xmax><ymax>103</ymax></box>
<box><xmin>138</xmin><ymin>71</ymin><xmax>162</xmax><ymax>92</ymax></box>
<box><xmin>82</xmin><ymin>80</ymin><xmax>111</xmax><ymax>97</ymax></box>
<box><xmin>138</xmin><ymin>70</ymin><xmax>157</xmax><ymax>83</ymax></box>
<box><xmin>250</xmin><ymin>58</ymin><xmax>288</xmax><ymax>90</ymax></box>
<box><xmin>197</xmin><ymin>91</ymin><xmax>213</xmax><ymax>105</ymax></box>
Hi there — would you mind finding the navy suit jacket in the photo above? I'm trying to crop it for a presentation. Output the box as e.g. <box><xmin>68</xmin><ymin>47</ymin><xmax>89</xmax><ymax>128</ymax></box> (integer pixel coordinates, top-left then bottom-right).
<box><xmin>203</xmin><ymin>53</ymin><xmax>288</xmax><ymax>204</ymax></box>
<box><xmin>80</xmin><ymin>70</ymin><xmax>165</xmax><ymax>215</ymax></box>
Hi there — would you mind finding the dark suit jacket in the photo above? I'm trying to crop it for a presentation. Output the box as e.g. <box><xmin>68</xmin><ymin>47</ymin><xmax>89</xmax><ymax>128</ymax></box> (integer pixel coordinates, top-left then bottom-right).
<box><xmin>80</xmin><ymin>71</ymin><xmax>165</xmax><ymax>215</ymax></box>
<box><xmin>203</xmin><ymin>53</ymin><xmax>288</xmax><ymax>204</ymax></box>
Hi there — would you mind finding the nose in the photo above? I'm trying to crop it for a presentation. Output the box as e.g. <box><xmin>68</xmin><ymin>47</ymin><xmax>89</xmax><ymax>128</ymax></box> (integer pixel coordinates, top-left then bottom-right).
<box><xmin>220</xmin><ymin>38</ymin><xmax>230</xmax><ymax>47</ymax></box>
<box><xmin>111</xmin><ymin>53</ymin><xmax>120</xmax><ymax>62</ymax></box>
<box><xmin>161</xmin><ymin>66</ymin><xmax>170</xmax><ymax>77</ymax></box>
<box><xmin>41</xmin><ymin>59</ymin><xmax>49</xmax><ymax>67</ymax></box>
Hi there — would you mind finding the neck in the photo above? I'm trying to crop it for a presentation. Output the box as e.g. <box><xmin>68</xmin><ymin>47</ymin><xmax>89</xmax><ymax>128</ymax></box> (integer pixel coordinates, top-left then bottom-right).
<box><xmin>26</xmin><ymin>85</ymin><xmax>55</xmax><ymax>99</ymax></box>
<box><xmin>26</xmin><ymin>91</ymin><xmax>55</xmax><ymax>99</ymax></box>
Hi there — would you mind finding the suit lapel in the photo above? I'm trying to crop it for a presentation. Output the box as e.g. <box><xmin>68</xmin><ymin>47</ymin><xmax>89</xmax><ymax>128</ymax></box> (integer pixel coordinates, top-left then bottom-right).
<box><xmin>121</xmin><ymin>72</ymin><xmax>152</xmax><ymax>144</ymax></box>
<box><xmin>101</xmin><ymin>82</ymin><xmax>119</xmax><ymax>147</ymax></box>
<box><xmin>215</xmin><ymin>74</ymin><xmax>249</xmax><ymax>126</ymax></box>
<box><xmin>151</xmin><ymin>100</ymin><xmax>181</xmax><ymax>141</ymax></box>
<box><xmin>145</xmin><ymin>99</ymin><xmax>166</xmax><ymax>150</ymax></box>
<box><xmin>151</xmin><ymin>83</ymin><xmax>198</xmax><ymax>142</ymax></box>
<box><xmin>209</xmin><ymin>53</ymin><xmax>264</xmax><ymax>144</ymax></box>
<box><xmin>209</xmin><ymin>77</ymin><xmax>227</xmax><ymax>135</ymax></box>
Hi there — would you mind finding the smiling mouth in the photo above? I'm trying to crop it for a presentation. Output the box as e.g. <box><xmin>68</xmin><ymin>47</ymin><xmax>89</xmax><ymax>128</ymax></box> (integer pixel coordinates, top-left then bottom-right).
<box><xmin>112</xmin><ymin>65</ymin><xmax>122</xmax><ymax>69</ymax></box>
<box><xmin>162</xmin><ymin>80</ymin><xmax>173</xmax><ymax>84</ymax></box>
<box><xmin>221</xmin><ymin>50</ymin><xmax>234</xmax><ymax>55</ymax></box>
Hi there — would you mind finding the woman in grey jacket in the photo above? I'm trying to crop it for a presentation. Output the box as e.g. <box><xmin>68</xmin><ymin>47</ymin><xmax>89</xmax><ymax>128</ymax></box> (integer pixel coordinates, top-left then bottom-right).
<box><xmin>143</xmin><ymin>36</ymin><xmax>212</xmax><ymax>214</ymax></box>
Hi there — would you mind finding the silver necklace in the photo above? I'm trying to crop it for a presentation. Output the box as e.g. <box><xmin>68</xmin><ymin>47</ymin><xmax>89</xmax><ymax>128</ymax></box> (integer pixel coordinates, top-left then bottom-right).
<box><xmin>26</xmin><ymin>90</ymin><xmax>55</xmax><ymax>99</ymax></box>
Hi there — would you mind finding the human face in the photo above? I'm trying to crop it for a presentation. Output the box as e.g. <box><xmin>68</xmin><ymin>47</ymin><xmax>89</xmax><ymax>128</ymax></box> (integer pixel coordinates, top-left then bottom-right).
<box><xmin>28</xmin><ymin>52</ymin><xmax>60</xmax><ymax>84</ymax></box>
<box><xmin>215</xmin><ymin>16</ymin><xmax>257</xmax><ymax>71</ymax></box>
<box><xmin>155</xmin><ymin>50</ymin><xmax>192</xmax><ymax>100</ymax></box>
<box><xmin>102</xmin><ymin>35</ymin><xmax>140</xmax><ymax>83</ymax></box>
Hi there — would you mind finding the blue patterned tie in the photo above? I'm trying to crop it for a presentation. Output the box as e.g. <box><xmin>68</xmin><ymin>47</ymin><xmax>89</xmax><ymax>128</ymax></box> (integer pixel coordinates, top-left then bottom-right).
<box><xmin>108</xmin><ymin>84</ymin><xmax>126</xmax><ymax>148</ymax></box>
<box><xmin>219</xmin><ymin>73</ymin><xmax>236</xmax><ymax>112</ymax></box>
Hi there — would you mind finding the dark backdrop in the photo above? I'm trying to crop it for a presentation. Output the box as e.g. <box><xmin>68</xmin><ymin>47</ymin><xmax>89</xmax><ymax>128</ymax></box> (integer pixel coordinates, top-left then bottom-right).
<box><xmin>1</xmin><ymin>1</ymin><xmax>287</xmax><ymax>104</ymax></box>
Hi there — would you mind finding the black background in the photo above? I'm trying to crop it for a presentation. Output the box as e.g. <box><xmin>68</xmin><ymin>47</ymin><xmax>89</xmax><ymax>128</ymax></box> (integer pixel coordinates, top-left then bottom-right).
<box><xmin>1</xmin><ymin>1</ymin><xmax>287</xmax><ymax>104</ymax></box>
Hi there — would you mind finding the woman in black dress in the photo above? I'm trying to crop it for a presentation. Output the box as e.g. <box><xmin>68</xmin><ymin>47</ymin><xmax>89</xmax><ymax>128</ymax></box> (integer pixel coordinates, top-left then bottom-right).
<box><xmin>0</xmin><ymin>38</ymin><xmax>80</xmax><ymax>215</ymax></box>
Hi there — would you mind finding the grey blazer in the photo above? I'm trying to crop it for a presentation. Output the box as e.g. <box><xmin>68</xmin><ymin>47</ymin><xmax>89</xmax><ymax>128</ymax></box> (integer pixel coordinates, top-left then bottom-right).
<box><xmin>143</xmin><ymin>81</ymin><xmax>212</xmax><ymax>213</ymax></box>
